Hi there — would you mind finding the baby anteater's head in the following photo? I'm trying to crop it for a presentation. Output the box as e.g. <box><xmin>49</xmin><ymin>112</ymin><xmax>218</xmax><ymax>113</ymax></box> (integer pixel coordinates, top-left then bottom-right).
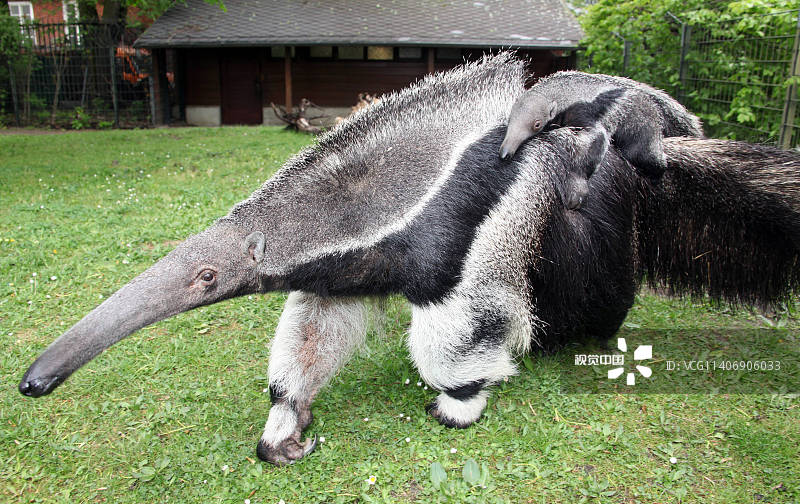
<box><xmin>499</xmin><ymin>89</ymin><xmax>557</xmax><ymax>160</ymax></box>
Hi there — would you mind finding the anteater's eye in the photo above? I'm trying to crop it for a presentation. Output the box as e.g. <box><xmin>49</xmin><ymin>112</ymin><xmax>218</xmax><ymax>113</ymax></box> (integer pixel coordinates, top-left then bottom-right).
<box><xmin>534</xmin><ymin>120</ymin><xmax>542</xmax><ymax>129</ymax></box>
<box><xmin>199</xmin><ymin>270</ymin><xmax>216</xmax><ymax>284</ymax></box>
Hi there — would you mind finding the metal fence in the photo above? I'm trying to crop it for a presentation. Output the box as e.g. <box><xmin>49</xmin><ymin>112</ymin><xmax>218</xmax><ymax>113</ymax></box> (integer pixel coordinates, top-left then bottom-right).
<box><xmin>4</xmin><ymin>22</ymin><xmax>152</xmax><ymax>128</ymax></box>
<box><xmin>581</xmin><ymin>8</ymin><xmax>800</xmax><ymax>148</ymax></box>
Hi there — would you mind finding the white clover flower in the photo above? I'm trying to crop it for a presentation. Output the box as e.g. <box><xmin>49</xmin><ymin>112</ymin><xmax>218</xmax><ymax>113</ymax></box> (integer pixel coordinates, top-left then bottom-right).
<box><xmin>450</xmin><ymin>447</ymin><xmax>457</xmax><ymax>454</ymax></box>
<box><xmin>50</xmin><ymin>276</ymin><xmax>57</xmax><ymax>280</ymax></box>
<box><xmin>363</xmin><ymin>417</ymin><xmax>369</xmax><ymax>422</ymax></box>
<box><xmin>405</xmin><ymin>437</ymin><xmax>410</xmax><ymax>443</ymax></box>
<box><xmin>416</xmin><ymin>382</ymin><xmax>422</xmax><ymax>387</ymax></box>
<box><xmin>404</xmin><ymin>379</ymin><xmax>410</xmax><ymax>385</ymax></box>
<box><xmin>32</xmin><ymin>272</ymin><xmax>37</xmax><ymax>277</ymax></box>
<box><xmin>244</xmin><ymin>500</ymin><xmax>250</xmax><ymax>504</ymax></box>
<box><xmin>669</xmin><ymin>457</ymin><xmax>677</xmax><ymax>464</ymax></box>
<box><xmin>221</xmin><ymin>464</ymin><xmax>229</xmax><ymax>472</ymax></box>
<box><xmin>262</xmin><ymin>388</ymin><xmax>269</xmax><ymax>393</ymax></box>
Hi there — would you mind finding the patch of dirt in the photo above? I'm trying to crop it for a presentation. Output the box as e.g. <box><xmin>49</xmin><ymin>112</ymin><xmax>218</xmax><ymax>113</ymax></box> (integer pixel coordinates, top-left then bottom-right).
<box><xmin>140</xmin><ymin>240</ymin><xmax>182</xmax><ymax>250</ymax></box>
<box><xmin>391</xmin><ymin>480</ymin><xmax>422</xmax><ymax>502</ymax></box>
<box><xmin>0</xmin><ymin>128</ymin><xmax>73</xmax><ymax>135</ymax></box>
<box><xmin>10</xmin><ymin>327</ymin><xmax>49</xmax><ymax>345</ymax></box>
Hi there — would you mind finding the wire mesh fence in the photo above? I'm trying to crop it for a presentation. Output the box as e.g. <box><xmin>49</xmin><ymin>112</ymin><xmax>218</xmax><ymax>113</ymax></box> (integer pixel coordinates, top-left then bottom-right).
<box><xmin>4</xmin><ymin>22</ymin><xmax>152</xmax><ymax>128</ymax></box>
<box><xmin>579</xmin><ymin>8</ymin><xmax>800</xmax><ymax>148</ymax></box>
<box><xmin>685</xmin><ymin>10</ymin><xmax>799</xmax><ymax>147</ymax></box>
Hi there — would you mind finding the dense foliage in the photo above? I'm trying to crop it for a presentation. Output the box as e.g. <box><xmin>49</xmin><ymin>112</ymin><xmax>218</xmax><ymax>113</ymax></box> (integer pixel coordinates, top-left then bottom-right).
<box><xmin>580</xmin><ymin>0</ymin><xmax>800</xmax><ymax>143</ymax></box>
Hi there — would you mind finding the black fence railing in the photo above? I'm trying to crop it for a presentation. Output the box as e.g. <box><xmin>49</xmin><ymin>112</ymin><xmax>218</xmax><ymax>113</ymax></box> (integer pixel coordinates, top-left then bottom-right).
<box><xmin>4</xmin><ymin>22</ymin><xmax>152</xmax><ymax>128</ymax></box>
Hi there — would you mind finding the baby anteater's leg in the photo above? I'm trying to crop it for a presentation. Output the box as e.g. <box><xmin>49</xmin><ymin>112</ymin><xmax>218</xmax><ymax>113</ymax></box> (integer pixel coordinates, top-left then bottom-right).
<box><xmin>563</xmin><ymin>126</ymin><xmax>610</xmax><ymax>210</ymax></box>
<box><xmin>258</xmin><ymin>291</ymin><xmax>369</xmax><ymax>465</ymax></box>
<box><xmin>611</xmin><ymin>94</ymin><xmax>667</xmax><ymax>178</ymax></box>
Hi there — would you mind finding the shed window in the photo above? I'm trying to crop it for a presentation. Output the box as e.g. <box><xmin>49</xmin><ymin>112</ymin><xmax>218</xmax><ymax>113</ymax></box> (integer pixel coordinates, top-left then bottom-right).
<box><xmin>398</xmin><ymin>47</ymin><xmax>422</xmax><ymax>60</ymax></box>
<box><xmin>270</xmin><ymin>46</ymin><xmax>296</xmax><ymax>58</ymax></box>
<box><xmin>436</xmin><ymin>47</ymin><xmax>462</xmax><ymax>60</ymax></box>
<box><xmin>367</xmin><ymin>46</ymin><xmax>393</xmax><ymax>60</ymax></box>
<box><xmin>338</xmin><ymin>46</ymin><xmax>364</xmax><ymax>60</ymax></box>
<box><xmin>310</xmin><ymin>46</ymin><xmax>333</xmax><ymax>58</ymax></box>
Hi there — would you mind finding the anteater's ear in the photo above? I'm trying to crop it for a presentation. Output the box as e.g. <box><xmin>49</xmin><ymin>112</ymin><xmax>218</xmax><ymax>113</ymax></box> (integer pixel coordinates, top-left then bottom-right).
<box><xmin>548</xmin><ymin>101</ymin><xmax>557</xmax><ymax>120</ymax></box>
<box><xmin>244</xmin><ymin>231</ymin><xmax>266</xmax><ymax>263</ymax></box>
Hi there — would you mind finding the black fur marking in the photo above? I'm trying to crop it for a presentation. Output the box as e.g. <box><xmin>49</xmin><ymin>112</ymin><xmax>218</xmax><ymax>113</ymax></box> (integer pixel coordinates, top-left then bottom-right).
<box><xmin>443</xmin><ymin>379</ymin><xmax>486</xmax><ymax>401</ymax></box>
<box><xmin>268</xmin><ymin>384</ymin><xmax>285</xmax><ymax>405</ymax></box>
<box><xmin>554</xmin><ymin>88</ymin><xmax>625</xmax><ymax>130</ymax></box>
<box><xmin>277</xmin><ymin>126</ymin><xmax>521</xmax><ymax>305</ymax></box>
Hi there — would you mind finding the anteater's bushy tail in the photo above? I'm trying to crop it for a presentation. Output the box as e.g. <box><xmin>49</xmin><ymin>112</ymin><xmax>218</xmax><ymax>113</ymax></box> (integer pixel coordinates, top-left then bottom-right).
<box><xmin>637</xmin><ymin>137</ymin><xmax>800</xmax><ymax>308</ymax></box>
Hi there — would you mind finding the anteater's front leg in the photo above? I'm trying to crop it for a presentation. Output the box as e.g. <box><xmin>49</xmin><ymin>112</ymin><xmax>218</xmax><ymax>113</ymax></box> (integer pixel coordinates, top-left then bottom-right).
<box><xmin>408</xmin><ymin>294</ymin><xmax>522</xmax><ymax>428</ymax></box>
<box><xmin>257</xmin><ymin>291</ymin><xmax>368</xmax><ymax>465</ymax></box>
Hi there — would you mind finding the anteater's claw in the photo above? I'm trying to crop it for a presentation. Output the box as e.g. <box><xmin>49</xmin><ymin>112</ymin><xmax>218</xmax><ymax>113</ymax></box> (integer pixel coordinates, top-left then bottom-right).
<box><xmin>302</xmin><ymin>434</ymin><xmax>318</xmax><ymax>457</ymax></box>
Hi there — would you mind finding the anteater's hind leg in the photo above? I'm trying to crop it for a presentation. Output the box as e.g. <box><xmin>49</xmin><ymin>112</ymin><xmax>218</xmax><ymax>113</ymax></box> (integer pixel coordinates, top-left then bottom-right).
<box><xmin>408</xmin><ymin>293</ymin><xmax>521</xmax><ymax>428</ymax></box>
<box><xmin>257</xmin><ymin>291</ymin><xmax>368</xmax><ymax>465</ymax></box>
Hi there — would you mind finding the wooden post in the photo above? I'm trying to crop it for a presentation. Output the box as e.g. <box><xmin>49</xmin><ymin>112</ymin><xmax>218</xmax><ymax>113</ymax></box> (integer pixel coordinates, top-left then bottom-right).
<box><xmin>284</xmin><ymin>47</ymin><xmax>292</xmax><ymax>113</ymax></box>
<box><xmin>150</xmin><ymin>48</ymin><xmax>169</xmax><ymax>125</ymax></box>
<box><xmin>426</xmin><ymin>47</ymin><xmax>435</xmax><ymax>74</ymax></box>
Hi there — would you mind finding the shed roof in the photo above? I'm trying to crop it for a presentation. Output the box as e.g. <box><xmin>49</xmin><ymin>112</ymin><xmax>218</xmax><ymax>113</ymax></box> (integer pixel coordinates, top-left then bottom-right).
<box><xmin>135</xmin><ymin>0</ymin><xmax>584</xmax><ymax>49</ymax></box>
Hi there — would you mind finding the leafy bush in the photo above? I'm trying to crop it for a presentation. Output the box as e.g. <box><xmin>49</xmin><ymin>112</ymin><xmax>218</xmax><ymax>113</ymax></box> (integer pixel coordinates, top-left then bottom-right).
<box><xmin>580</xmin><ymin>0</ymin><xmax>799</xmax><ymax>144</ymax></box>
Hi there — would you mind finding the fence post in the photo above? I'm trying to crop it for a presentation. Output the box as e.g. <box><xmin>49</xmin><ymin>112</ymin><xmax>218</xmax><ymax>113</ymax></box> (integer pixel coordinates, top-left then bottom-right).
<box><xmin>678</xmin><ymin>23</ymin><xmax>691</xmax><ymax>105</ymax></box>
<box><xmin>779</xmin><ymin>9</ymin><xmax>800</xmax><ymax>149</ymax></box>
<box><xmin>612</xmin><ymin>32</ymin><xmax>629</xmax><ymax>76</ymax></box>
<box><xmin>109</xmin><ymin>45</ymin><xmax>119</xmax><ymax>128</ymax></box>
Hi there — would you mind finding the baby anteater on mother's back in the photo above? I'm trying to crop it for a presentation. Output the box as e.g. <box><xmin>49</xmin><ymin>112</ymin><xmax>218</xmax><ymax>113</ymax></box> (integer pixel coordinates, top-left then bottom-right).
<box><xmin>500</xmin><ymin>72</ymin><xmax>703</xmax><ymax>207</ymax></box>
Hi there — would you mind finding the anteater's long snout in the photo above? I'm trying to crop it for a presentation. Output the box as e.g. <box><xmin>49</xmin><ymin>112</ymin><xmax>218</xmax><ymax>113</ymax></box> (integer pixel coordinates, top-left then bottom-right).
<box><xmin>18</xmin><ymin>257</ymin><xmax>190</xmax><ymax>399</ymax></box>
<box><xmin>18</xmin><ymin>373</ymin><xmax>62</xmax><ymax>397</ymax></box>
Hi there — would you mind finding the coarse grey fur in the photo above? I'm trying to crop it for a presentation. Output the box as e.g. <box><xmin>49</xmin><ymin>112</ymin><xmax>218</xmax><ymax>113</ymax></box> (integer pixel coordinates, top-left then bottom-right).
<box><xmin>499</xmin><ymin>71</ymin><xmax>704</xmax><ymax>208</ymax></box>
<box><xmin>18</xmin><ymin>54</ymin><xmax>800</xmax><ymax>466</ymax></box>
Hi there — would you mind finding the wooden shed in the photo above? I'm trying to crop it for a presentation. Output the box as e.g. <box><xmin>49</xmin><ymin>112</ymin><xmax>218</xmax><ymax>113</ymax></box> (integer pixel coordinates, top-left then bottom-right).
<box><xmin>134</xmin><ymin>0</ymin><xmax>585</xmax><ymax>126</ymax></box>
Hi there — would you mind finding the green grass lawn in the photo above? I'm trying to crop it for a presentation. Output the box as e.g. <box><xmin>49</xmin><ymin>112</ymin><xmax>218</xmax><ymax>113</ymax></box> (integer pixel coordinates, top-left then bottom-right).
<box><xmin>1</xmin><ymin>127</ymin><xmax>798</xmax><ymax>503</ymax></box>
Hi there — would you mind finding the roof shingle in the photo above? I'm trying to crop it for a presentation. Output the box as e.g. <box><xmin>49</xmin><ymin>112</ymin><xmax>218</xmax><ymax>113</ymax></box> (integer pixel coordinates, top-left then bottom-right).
<box><xmin>135</xmin><ymin>0</ymin><xmax>584</xmax><ymax>49</ymax></box>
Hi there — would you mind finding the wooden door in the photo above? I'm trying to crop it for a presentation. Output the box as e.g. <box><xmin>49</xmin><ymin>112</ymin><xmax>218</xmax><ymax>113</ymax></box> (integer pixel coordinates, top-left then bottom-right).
<box><xmin>221</xmin><ymin>51</ymin><xmax>263</xmax><ymax>125</ymax></box>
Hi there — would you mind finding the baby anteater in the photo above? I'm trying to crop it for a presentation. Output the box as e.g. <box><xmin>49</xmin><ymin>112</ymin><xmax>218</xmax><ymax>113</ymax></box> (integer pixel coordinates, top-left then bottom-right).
<box><xmin>500</xmin><ymin>71</ymin><xmax>702</xmax><ymax>208</ymax></box>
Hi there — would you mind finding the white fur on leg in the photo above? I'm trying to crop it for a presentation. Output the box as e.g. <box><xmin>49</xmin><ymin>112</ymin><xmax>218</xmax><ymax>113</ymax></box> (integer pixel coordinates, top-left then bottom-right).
<box><xmin>261</xmin><ymin>291</ymin><xmax>370</xmax><ymax>448</ymax></box>
<box><xmin>433</xmin><ymin>390</ymin><xmax>489</xmax><ymax>427</ymax></box>
<box><xmin>408</xmin><ymin>292</ymin><xmax>519</xmax><ymax>392</ymax></box>
<box><xmin>268</xmin><ymin>291</ymin><xmax>368</xmax><ymax>405</ymax></box>
<box><xmin>261</xmin><ymin>402</ymin><xmax>297</xmax><ymax>446</ymax></box>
